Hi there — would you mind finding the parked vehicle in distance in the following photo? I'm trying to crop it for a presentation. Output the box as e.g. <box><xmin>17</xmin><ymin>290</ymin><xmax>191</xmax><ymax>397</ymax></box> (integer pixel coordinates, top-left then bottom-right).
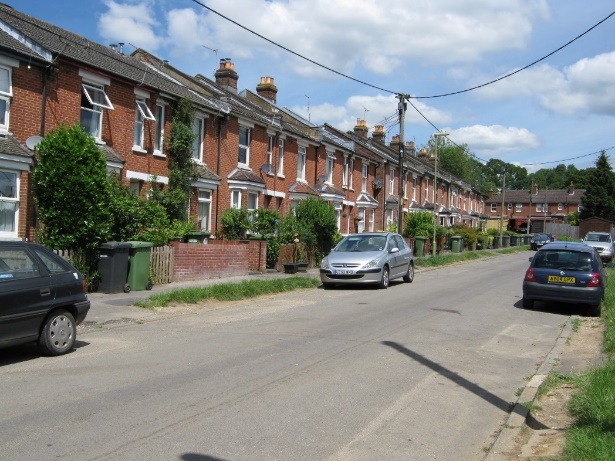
<box><xmin>522</xmin><ymin>241</ymin><xmax>606</xmax><ymax>316</ymax></box>
<box><xmin>320</xmin><ymin>232</ymin><xmax>414</xmax><ymax>289</ymax></box>
<box><xmin>530</xmin><ymin>233</ymin><xmax>555</xmax><ymax>251</ymax></box>
<box><xmin>0</xmin><ymin>241</ymin><xmax>90</xmax><ymax>355</ymax></box>
<box><xmin>582</xmin><ymin>231</ymin><xmax>614</xmax><ymax>263</ymax></box>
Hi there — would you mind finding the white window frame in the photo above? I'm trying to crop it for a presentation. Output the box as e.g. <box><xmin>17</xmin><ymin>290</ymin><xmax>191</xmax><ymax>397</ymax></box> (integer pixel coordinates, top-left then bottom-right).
<box><xmin>238</xmin><ymin>125</ymin><xmax>250</xmax><ymax>167</ymax></box>
<box><xmin>357</xmin><ymin>207</ymin><xmax>366</xmax><ymax>233</ymax></box>
<box><xmin>79</xmin><ymin>72</ymin><xmax>113</xmax><ymax>141</ymax></box>
<box><xmin>192</xmin><ymin>116</ymin><xmax>204</xmax><ymax>162</ymax></box>
<box><xmin>412</xmin><ymin>177</ymin><xmax>417</xmax><ymax>201</ymax></box>
<box><xmin>133</xmin><ymin>98</ymin><xmax>155</xmax><ymax>150</ymax></box>
<box><xmin>507</xmin><ymin>202</ymin><xmax>513</xmax><ymax>211</ymax></box>
<box><xmin>297</xmin><ymin>146</ymin><xmax>306</xmax><ymax>181</ymax></box>
<box><xmin>197</xmin><ymin>189</ymin><xmax>212</xmax><ymax>232</ymax></box>
<box><xmin>231</xmin><ymin>190</ymin><xmax>242</xmax><ymax>209</ymax></box>
<box><xmin>154</xmin><ymin>103</ymin><xmax>165</xmax><ymax>155</ymax></box>
<box><xmin>0</xmin><ymin>169</ymin><xmax>19</xmax><ymax>238</ymax></box>
<box><xmin>277</xmin><ymin>138</ymin><xmax>285</xmax><ymax>177</ymax></box>
<box><xmin>515</xmin><ymin>203</ymin><xmax>522</xmax><ymax>213</ymax></box>
<box><xmin>342</xmin><ymin>156</ymin><xmax>349</xmax><ymax>188</ymax></box>
<box><xmin>267</xmin><ymin>135</ymin><xmax>275</xmax><ymax>170</ymax></box>
<box><xmin>403</xmin><ymin>172</ymin><xmax>408</xmax><ymax>199</ymax></box>
<box><xmin>389</xmin><ymin>166</ymin><xmax>395</xmax><ymax>195</ymax></box>
<box><xmin>369</xmin><ymin>208</ymin><xmax>375</xmax><ymax>232</ymax></box>
<box><xmin>0</xmin><ymin>66</ymin><xmax>12</xmax><ymax>132</ymax></box>
<box><xmin>326</xmin><ymin>153</ymin><xmax>335</xmax><ymax>184</ymax></box>
<box><xmin>558</xmin><ymin>202</ymin><xmax>563</xmax><ymax>211</ymax></box>
<box><xmin>247</xmin><ymin>192</ymin><xmax>259</xmax><ymax>212</ymax></box>
<box><xmin>349</xmin><ymin>158</ymin><xmax>354</xmax><ymax>190</ymax></box>
<box><xmin>491</xmin><ymin>203</ymin><xmax>497</xmax><ymax>212</ymax></box>
<box><xmin>361</xmin><ymin>164</ymin><xmax>368</xmax><ymax>192</ymax></box>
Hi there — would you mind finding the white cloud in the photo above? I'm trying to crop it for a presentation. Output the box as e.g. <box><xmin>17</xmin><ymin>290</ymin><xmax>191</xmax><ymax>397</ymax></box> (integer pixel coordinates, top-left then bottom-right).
<box><xmin>98</xmin><ymin>0</ymin><xmax>161</xmax><ymax>51</ymax></box>
<box><xmin>165</xmin><ymin>0</ymin><xmax>551</xmax><ymax>77</ymax></box>
<box><xmin>449</xmin><ymin>125</ymin><xmax>541</xmax><ymax>155</ymax></box>
<box><xmin>472</xmin><ymin>52</ymin><xmax>615</xmax><ymax>117</ymax></box>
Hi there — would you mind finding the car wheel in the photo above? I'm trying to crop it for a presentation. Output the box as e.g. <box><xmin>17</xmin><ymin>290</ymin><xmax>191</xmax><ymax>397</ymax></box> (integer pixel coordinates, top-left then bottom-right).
<box><xmin>39</xmin><ymin>310</ymin><xmax>76</xmax><ymax>356</ymax></box>
<box><xmin>403</xmin><ymin>262</ymin><xmax>414</xmax><ymax>283</ymax></box>
<box><xmin>379</xmin><ymin>266</ymin><xmax>390</xmax><ymax>289</ymax></box>
<box><xmin>522</xmin><ymin>297</ymin><xmax>534</xmax><ymax>309</ymax></box>
<box><xmin>588</xmin><ymin>302</ymin><xmax>602</xmax><ymax>317</ymax></box>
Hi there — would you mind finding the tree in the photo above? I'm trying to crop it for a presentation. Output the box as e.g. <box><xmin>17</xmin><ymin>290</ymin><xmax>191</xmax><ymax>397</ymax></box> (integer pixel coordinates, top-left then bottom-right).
<box><xmin>579</xmin><ymin>151</ymin><xmax>615</xmax><ymax>221</ymax></box>
<box><xmin>33</xmin><ymin>124</ymin><xmax>112</xmax><ymax>250</ymax></box>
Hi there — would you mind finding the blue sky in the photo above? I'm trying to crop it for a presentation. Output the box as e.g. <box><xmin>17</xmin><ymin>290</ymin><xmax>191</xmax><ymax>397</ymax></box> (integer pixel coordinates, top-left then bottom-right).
<box><xmin>8</xmin><ymin>0</ymin><xmax>615</xmax><ymax>172</ymax></box>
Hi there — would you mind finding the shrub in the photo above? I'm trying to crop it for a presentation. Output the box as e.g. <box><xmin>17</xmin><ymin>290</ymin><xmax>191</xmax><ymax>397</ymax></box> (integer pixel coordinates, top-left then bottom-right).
<box><xmin>221</xmin><ymin>208</ymin><xmax>250</xmax><ymax>240</ymax></box>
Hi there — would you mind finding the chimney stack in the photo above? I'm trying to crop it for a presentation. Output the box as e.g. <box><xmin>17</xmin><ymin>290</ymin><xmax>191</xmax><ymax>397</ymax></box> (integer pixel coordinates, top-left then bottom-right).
<box><xmin>353</xmin><ymin>119</ymin><xmax>369</xmax><ymax>139</ymax></box>
<box><xmin>405</xmin><ymin>141</ymin><xmax>416</xmax><ymax>156</ymax></box>
<box><xmin>372</xmin><ymin>124</ymin><xmax>385</xmax><ymax>143</ymax></box>
<box><xmin>389</xmin><ymin>134</ymin><xmax>401</xmax><ymax>154</ymax></box>
<box><xmin>256</xmin><ymin>76</ymin><xmax>278</xmax><ymax>103</ymax></box>
<box><xmin>215</xmin><ymin>58</ymin><xmax>238</xmax><ymax>93</ymax></box>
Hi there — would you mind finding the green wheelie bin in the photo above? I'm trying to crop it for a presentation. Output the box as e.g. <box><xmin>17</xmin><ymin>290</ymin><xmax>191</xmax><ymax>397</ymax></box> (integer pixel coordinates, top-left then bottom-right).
<box><xmin>125</xmin><ymin>241</ymin><xmax>153</xmax><ymax>292</ymax></box>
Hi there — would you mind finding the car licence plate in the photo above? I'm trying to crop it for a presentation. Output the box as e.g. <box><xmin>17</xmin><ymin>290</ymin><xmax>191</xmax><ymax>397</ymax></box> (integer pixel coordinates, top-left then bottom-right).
<box><xmin>334</xmin><ymin>269</ymin><xmax>355</xmax><ymax>275</ymax></box>
<box><xmin>548</xmin><ymin>275</ymin><xmax>575</xmax><ymax>284</ymax></box>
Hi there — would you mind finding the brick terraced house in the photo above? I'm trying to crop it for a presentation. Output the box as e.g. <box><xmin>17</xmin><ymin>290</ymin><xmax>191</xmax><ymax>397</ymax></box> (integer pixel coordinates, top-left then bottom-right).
<box><xmin>0</xmin><ymin>3</ymin><xmax>485</xmax><ymax>243</ymax></box>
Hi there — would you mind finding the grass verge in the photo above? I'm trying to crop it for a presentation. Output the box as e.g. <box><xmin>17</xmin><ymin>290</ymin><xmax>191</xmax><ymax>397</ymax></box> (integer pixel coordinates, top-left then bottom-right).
<box><xmin>414</xmin><ymin>245</ymin><xmax>529</xmax><ymax>268</ymax></box>
<box><xmin>135</xmin><ymin>277</ymin><xmax>321</xmax><ymax>309</ymax></box>
<box><xmin>557</xmin><ymin>267</ymin><xmax>615</xmax><ymax>460</ymax></box>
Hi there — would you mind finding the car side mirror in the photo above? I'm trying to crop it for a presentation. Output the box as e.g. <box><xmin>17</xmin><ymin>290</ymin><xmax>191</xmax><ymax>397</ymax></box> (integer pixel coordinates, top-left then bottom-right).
<box><xmin>390</xmin><ymin>247</ymin><xmax>399</xmax><ymax>254</ymax></box>
<box><xmin>528</xmin><ymin>256</ymin><xmax>534</xmax><ymax>262</ymax></box>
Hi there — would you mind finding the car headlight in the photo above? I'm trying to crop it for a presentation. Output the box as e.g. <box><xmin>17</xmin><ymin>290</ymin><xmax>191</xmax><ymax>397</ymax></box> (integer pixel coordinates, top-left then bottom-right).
<box><xmin>362</xmin><ymin>258</ymin><xmax>382</xmax><ymax>270</ymax></box>
<box><xmin>320</xmin><ymin>257</ymin><xmax>330</xmax><ymax>270</ymax></box>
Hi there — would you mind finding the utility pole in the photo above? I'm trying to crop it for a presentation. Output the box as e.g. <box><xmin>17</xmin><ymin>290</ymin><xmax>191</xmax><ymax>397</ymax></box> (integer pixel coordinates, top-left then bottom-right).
<box><xmin>499</xmin><ymin>167</ymin><xmax>507</xmax><ymax>247</ymax></box>
<box><xmin>397</xmin><ymin>94</ymin><xmax>407</xmax><ymax>233</ymax></box>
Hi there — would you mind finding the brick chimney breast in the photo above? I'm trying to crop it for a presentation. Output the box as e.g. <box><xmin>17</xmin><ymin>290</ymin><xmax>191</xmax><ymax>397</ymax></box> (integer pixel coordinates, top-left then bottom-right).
<box><xmin>256</xmin><ymin>76</ymin><xmax>278</xmax><ymax>103</ymax></box>
<box><xmin>390</xmin><ymin>134</ymin><xmax>401</xmax><ymax>153</ymax></box>
<box><xmin>215</xmin><ymin>58</ymin><xmax>238</xmax><ymax>93</ymax></box>
<box><xmin>353</xmin><ymin>119</ymin><xmax>369</xmax><ymax>139</ymax></box>
<box><xmin>372</xmin><ymin>124</ymin><xmax>385</xmax><ymax>143</ymax></box>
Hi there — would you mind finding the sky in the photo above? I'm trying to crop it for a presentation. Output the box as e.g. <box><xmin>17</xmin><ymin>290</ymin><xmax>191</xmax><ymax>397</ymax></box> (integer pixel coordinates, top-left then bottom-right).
<box><xmin>7</xmin><ymin>0</ymin><xmax>615</xmax><ymax>172</ymax></box>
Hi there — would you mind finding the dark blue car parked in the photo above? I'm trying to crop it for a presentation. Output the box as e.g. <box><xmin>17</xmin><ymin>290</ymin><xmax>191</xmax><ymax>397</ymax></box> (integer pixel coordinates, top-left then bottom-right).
<box><xmin>523</xmin><ymin>241</ymin><xmax>606</xmax><ymax>316</ymax></box>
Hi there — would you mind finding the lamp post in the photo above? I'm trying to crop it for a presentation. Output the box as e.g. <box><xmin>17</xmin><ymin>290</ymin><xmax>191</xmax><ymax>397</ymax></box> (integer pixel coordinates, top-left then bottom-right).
<box><xmin>432</xmin><ymin>131</ymin><xmax>449</xmax><ymax>256</ymax></box>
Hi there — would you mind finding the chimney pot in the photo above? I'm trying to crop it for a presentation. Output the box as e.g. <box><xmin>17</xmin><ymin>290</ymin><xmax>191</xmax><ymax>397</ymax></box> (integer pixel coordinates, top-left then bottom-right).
<box><xmin>215</xmin><ymin>58</ymin><xmax>238</xmax><ymax>93</ymax></box>
<box><xmin>256</xmin><ymin>76</ymin><xmax>278</xmax><ymax>103</ymax></box>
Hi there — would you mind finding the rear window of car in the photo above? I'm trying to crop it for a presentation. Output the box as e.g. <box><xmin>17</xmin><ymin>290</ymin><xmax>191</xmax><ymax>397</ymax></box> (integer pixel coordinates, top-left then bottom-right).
<box><xmin>0</xmin><ymin>248</ymin><xmax>41</xmax><ymax>281</ymax></box>
<box><xmin>533</xmin><ymin>250</ymin><xmax>593</xmax><ymax>271</ymax></box>
<box><xmin>34</xmin><ymin>248</ymin><xmax>73</xmax><ymax>273</ymax></box>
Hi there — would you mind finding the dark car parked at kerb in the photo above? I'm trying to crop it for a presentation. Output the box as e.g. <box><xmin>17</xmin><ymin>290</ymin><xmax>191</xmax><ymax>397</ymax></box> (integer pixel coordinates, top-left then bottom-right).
<box><xmin>0</xmin><ymin>241</ymin><xmax>90</xmax><ymax>355</ymax></box>
<box><xmin>530</xmin><ymin>233</ymin><xmax>555</xmax><ymax>251</ymax></box>
<box><xmin>522</xmin><ymin>241</ymin><xmax>606</xmax><ymax>316</ymax></box>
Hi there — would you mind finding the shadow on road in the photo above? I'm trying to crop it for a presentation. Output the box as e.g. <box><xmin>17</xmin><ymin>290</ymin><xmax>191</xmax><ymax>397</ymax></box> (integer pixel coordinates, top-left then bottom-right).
<box><xmin>381</xmin><ymin>340</ymin><xmax>542</xmax><ymax>423</ymax></box>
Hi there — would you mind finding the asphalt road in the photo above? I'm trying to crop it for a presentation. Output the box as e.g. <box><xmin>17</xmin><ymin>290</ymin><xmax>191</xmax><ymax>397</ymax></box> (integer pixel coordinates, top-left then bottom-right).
<box><xmin>0</xmin><ymin>252</ymin><xmax>575</xmax><ymax>461</ymax></box>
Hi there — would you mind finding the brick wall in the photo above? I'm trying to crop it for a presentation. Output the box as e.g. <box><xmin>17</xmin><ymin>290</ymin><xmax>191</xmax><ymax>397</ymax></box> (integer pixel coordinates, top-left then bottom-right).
<box><xmin>170</xmin><ymin>239</ymin><xmax>266</xmax><ymax>282</ymax></box>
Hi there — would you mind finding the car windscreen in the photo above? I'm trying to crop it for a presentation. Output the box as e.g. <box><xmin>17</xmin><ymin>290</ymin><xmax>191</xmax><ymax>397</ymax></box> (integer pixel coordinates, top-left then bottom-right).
<box><xmin>533</xmin><ymin>250</ymin><xmax>592</xmax><ymax>271</ymax></box>
<box><xmin>335</xmin><ymin>235</ymin><xmax>387</xmax><ymax>252</ymax></box>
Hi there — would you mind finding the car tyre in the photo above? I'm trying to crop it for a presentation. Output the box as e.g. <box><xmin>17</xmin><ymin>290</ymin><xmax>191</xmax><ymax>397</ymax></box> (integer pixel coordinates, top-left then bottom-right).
<box><xmin>522</xmin><ymin>297</ymin><xmax>534</xmax><ymax>309</ymax></box>
<box><xmin>379</xmin><ymin>266</ymin><xmax>390</xmax><ymax>289</ymax></box>
<box><xmin>403</xmin><ymin>262</ymin><xmax>414</xmax><ymax>283</ymax></box>
<box><xmin>588</xmin><ymin>302</ymin><xmax>602</xmax><ymax>317</ymax></box>
<box><xmin>39</xmin><ymin>310</ymin><xmax>76</xmax><ymax>356</ymax></box>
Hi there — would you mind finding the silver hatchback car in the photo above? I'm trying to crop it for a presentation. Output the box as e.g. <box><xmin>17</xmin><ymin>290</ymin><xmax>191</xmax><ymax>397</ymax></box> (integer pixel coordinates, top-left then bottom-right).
<box><xmin>320</xmin><ymin>232</ymin><xmax>414</xmax><ymax>289</ymax></box>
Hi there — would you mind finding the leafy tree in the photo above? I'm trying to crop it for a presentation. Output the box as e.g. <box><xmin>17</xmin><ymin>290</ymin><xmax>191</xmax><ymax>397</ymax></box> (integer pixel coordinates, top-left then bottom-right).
<box><xmin>579</xmin><ymin>152</ymin><xmax>615</xmax><ymax>221</ymax></box>
<box><xmin>33</xmin><ymin>124</ymin><xmax>112</xmax><ymax>250</ymax></box>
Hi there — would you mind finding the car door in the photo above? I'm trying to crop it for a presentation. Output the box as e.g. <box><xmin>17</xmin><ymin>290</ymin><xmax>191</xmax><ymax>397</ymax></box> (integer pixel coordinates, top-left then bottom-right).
<box><xmin>0</xmin><ymin>246</ymin><xmax>52</xmax><ymax>345</ymax></box>
<box><xmin>393</xmin><ymin>235</ymin><xmax>411</xmax><ymax>277</ymax></box>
